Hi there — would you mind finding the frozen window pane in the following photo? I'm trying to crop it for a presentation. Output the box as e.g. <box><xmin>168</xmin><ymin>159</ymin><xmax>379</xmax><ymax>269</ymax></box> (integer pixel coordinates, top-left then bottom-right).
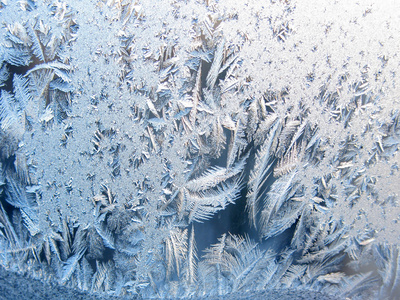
<box><xmin>0</xmin><ymin>1</ymin><xmax>399</xmax><ymax>299</ymax></box>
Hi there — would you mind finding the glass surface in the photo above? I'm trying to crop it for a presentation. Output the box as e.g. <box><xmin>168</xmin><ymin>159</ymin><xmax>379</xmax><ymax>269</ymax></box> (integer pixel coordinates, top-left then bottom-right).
<box><xmin>0</xmin><ymin>1</ymin><xmax>399</xmax><ymax>299</ymax></box>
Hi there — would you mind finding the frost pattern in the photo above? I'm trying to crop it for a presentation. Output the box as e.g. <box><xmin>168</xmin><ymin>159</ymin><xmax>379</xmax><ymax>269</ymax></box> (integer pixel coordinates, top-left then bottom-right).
<box><xmin>0</xmin><ymin>0</ymin><xmax>400</xmax><ymax>299</ymax></box>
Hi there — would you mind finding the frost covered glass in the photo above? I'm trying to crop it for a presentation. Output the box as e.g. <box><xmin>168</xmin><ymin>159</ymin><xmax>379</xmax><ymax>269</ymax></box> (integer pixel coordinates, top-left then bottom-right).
<box><xmin>0</xmin><ymin>1</ymin><xmax>400</xmax><ymax>299</ymax></box>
